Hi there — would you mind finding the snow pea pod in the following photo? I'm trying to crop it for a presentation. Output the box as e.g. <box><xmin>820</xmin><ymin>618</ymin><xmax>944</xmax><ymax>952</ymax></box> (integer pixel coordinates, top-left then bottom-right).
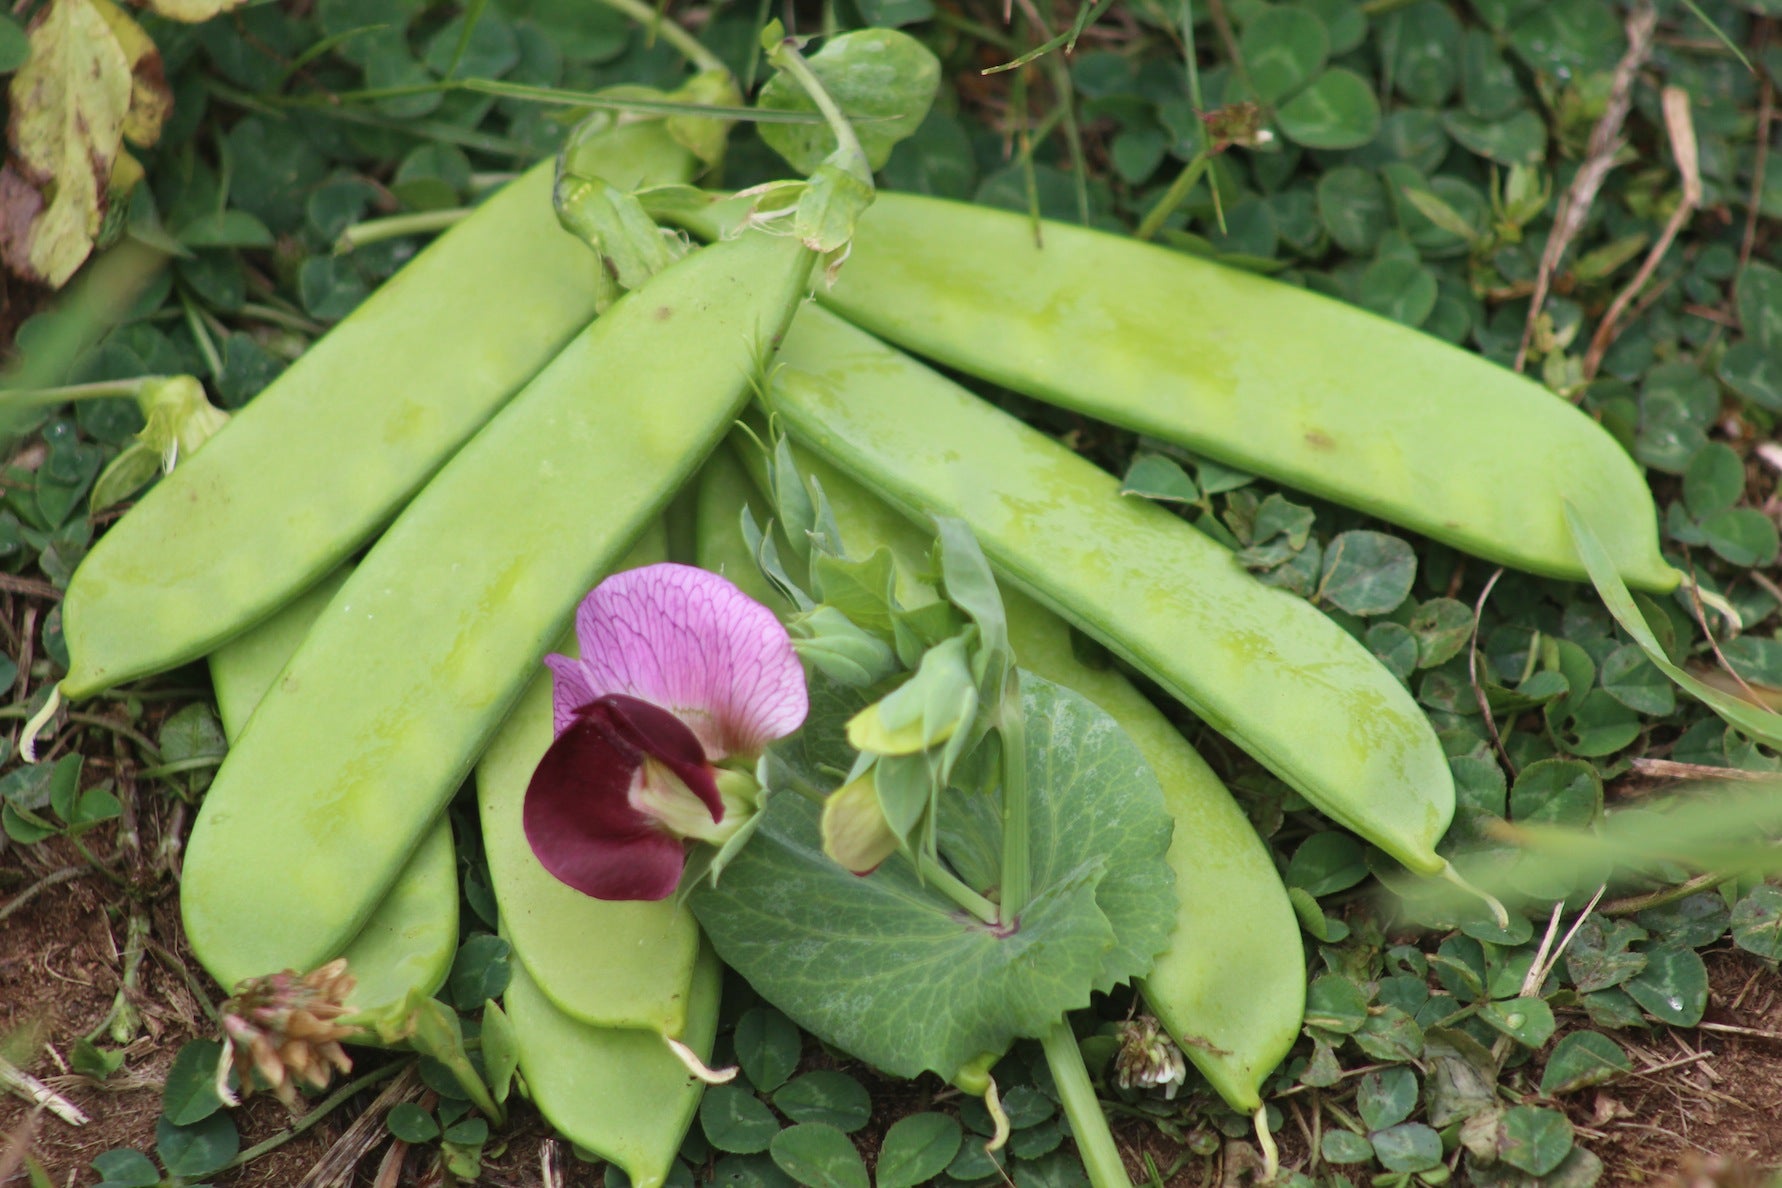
<box><xmin>717</xmin><ymin>435</ymin><xmax>1302</xmax><ymax>1111</ymax></box>
<box><xmin>505</xmin><ymin>946</ymin><xmax>721</xmax><ymax>1188</ymax></box>
<box><xmin>671</xmin><ymin>195</ymin><xmax>1674</xmax><ymax>592</ymax></box>
<box><xmin>762</xmin><ymin>306</ymin><xmax>1455</xmax><ymax>876</ymax></box>
<box><xmin>206</xmin><ymin>567</ymin><xmax>458</xmax><ymax>1006</ymax></box>
<box><xmin>474</xmin><ymin>525</ymin><xmax>707</xmax><ymax>1036</ymax></box>
<box><xmin>182</xmin><ymin>231</ymin><xmax>816</xmax><ymax>981</ymax></box>
<box><xmin>60</xmin><ymin>123</ymin><xmax>698</xmax><ymax>700</ymax></box>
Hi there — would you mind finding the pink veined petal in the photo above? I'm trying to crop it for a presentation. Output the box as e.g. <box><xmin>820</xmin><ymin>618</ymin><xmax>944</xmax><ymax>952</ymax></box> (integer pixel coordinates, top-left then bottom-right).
<box><xmin>544</xmin><ymin>652</ymin><xmax>600</xmax><ymax>737</ymax></box>
<box><xmin>522</xmin><ymin>696</ymin><xmax>723</xmax><ymax>901</ymax></box>
<box><xmin>565</xmin><ymin>563</ymin><xmax>807</xmax><ymax>758</ymax></box>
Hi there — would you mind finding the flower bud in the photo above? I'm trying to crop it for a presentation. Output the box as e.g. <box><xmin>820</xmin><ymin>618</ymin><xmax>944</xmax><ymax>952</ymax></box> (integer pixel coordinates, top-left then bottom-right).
<box><xmin>791</xmin><ymin>606</ymin><xmax>899</xmax><ymax>687</ymax></box>
<box><xmin>846</xmin><ymin>635</ymin><xmax>977</xmax><ymax>757</ymax></box>
<box><xmin>820</xmin><ymin>768</ymin><xmax>899</xmax><ymax>874</ymax></box>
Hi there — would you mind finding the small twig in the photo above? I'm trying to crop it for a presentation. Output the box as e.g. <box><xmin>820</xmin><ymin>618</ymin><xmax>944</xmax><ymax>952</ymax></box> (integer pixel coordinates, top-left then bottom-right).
<box><xmin>295</xmin><ymin>1064</ymin><xmax>424</xmax><ymax>1188</ymax></box>
<box><xmin>541</xmin><ymin>1139</ymin><xmax>563</xmax><ymax>1188</ymax></box>
<box><xmin>1628</xmin><ymin>757</ymin><xmax>1772</xmax><ymax>783</ymax></box>
<box><xmin>1466</xmin><ymin>568</ymin><xmax>1514</xmax><ymax>775</ymax></box>
<box><xmin>1584</xmin><ymin>86</ymin><xmax>1701</xmax><ymax>377</ymax></box>
<box><xmin>1527</xmin><ymin>885</ymin><xmax>1608</xmax><ymax>996</ymax></box>
<box><xmin>1516</xmin><ymin>0</ymin><xmax>1657</xmax><ymax>372</ymax></box>
<box><xmin>1696</xmin><ymin>1020</ymin><xmax>1782</xmax><ymax>1042</ymax></box>
<box><xmin>0</xmin><ymin>1057</ymin><xmax>88</xmax><ymax>1126</ymax></box>
<box><xmin>0</xmin><ymin>574</ymin><xmax>61</xmax><ymax>601</ymax></box>
<box><xmin>0</xmin><ymin>865</ymin><xmax>88</xmax><ymax>925</ymax></box>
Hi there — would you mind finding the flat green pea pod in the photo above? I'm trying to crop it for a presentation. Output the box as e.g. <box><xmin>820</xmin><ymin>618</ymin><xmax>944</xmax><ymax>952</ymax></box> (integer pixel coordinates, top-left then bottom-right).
<box><xmin>761</xmin><ymin>306</ymin><xmax>1457</xmax><ymax>879</ymax></box>
<box><xmin>752</xmin><ymin>441</ymin><xmax>1301</xmax><ymax>1112</ymax></box>
<box><xmin>59</xmin><ymin>122</ymin><xmax>698</xmax><ymax>702</ymax></box>
<box><xmin>207</xmin><ymin>567</ymin><xmax>457</xmax><ymax>1006</ymax></box>
<box><xmin>182</xmin><ymin>230</ymin><xmax>816</xmax><ymax>981</ymax></box>
<box><xmin>682</xmin><ymin>194</ymin><xmax>1674</xmax><ymax>592</ymax></box>
<box><xmin>474</xmin><ymin>525</ymin><xmax>706</xmax><ymax>1036</ymax></box>
<box><xmin>505</xmin><ymin>947</ymin><xmax>722</xmax><ymax>1188</ymax></box>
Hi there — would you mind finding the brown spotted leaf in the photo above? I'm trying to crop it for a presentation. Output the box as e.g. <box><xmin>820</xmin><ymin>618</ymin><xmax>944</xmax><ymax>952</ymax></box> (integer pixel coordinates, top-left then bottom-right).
<box><xmin>93</xmin><ymin>0</ymin><xmax>172</xmax><ymax>147</ymax></box>
<box><xmin>3</xmin><ymin>0</ymin><xmax>131</xmax><ymax>286</ymax></box>
<box><xmin>136</xmin><ymin>0</ymin><xmax>248</xmax><ymax>22</ymax></box>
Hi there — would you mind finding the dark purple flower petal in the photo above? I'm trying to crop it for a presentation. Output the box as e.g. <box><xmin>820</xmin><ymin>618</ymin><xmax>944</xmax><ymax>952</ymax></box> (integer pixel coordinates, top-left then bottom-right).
<box><xmin>522</xmin><ymin>696</ymin><xmax>726</xmax><ymax>901</ymax></box>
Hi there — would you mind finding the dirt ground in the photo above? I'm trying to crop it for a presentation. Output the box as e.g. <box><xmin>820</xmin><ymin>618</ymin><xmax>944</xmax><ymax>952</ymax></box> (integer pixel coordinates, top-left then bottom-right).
<box><xmin>5</xmin><ymin>803</ymin><xmax>1782</xmax><ymax>1187</ymax></box>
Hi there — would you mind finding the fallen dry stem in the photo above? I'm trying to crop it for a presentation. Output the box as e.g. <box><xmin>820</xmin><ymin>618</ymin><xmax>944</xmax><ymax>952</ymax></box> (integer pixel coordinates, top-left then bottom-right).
<box><xmin>1584</xmin><ymin>85</ymin><xmax>1702</xmax><ymax>377</ymax></box>
<box><xmin>1516</xmin><ymin>0</ymin><xmax>1658</xmax><ymax>372</ymax></box>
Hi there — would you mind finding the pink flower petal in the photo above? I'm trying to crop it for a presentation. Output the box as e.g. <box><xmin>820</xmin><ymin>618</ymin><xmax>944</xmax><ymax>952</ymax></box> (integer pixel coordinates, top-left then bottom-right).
<box><xmin>523</xmin><ymin>696</ymin><xmax>723</xmax><ymax>901</ymax></box>
<box><xmin>562</xmin><ymin>564</ymin><xmax>807</xmax><ymax>758</ymax></box>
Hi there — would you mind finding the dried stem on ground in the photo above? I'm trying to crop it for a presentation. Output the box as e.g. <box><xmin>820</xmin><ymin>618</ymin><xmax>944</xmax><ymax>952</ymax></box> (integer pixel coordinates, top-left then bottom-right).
<box><xmin>1515</xmin><ymin>0</ymin><xmax>1658</xmax><ymax>372</ymax></box>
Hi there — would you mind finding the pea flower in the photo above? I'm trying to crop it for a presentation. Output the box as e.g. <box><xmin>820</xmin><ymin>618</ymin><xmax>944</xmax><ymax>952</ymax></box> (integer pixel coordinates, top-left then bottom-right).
<box><xmin>524</xmin><ymin>563</ymin><xmax>807</xmax><ymax>901</ymax></box>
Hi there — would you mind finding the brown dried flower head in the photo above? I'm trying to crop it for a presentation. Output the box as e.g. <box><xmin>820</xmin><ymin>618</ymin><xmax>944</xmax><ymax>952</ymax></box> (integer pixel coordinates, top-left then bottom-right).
<box><xmin>216</xmin><ymin>958</ymin><xmax>359</xmax><ymax>1107</ymax></box>
<box><xmin>1113</xmin><ymin>1014</ymin><xmax>1188</xmax><ymax>1099</ymax></box>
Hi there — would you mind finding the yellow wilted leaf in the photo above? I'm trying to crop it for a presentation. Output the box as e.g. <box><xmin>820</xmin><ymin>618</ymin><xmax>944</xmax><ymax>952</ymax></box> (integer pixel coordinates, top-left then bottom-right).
<box><xmin>92</xmin><ymin>0</ymin><xmax>173</xmax><ymax>147</ymax></box>
<box><xmin>0</xmin><ymin>0</ymin><xmax>131</xmax><ymax>287</ymax></box>
<box><xmin>139</xmin><ymin>0</ymin><xmax>248</xmax><ymax>21</ymax></box>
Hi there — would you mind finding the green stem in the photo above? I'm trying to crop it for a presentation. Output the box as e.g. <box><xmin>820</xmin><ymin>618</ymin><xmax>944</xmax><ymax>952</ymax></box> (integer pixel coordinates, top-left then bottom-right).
<box><xmin>335</xmin><ymin>208</ymin><xmax>472</xmax><ymax>254</ymax></box>
<box><xmin>0</xmin><ymin>379</ymin><xmax>151</xmax><ymax>407</ymax></box>
<box><xmin>998</xmin><ymin>680</ymin><xmax>1031</xmax><ymax>925</ymax></box>
<box><xmin>179</xmin><ymin>294</ymin><xmax>224</xmax><ymax>379</ymax></box>
<box><xmin>914</xmin><ymin>851</ymin><xmax>1001</xmax><ymax>926</ymax></box>
<box><xmin>768</xmin><ymin>39</ymin><xmax>870</xmax><ymax>175</ymax></box>
<box><xmin>1041</xmin><ymin>1022</ymin><xmax>1131</xmax><ymax>1188</ymax></box>
<box><xmin>1136</xmin><ymin>153</ymin><xmax>1211</xmax><ymax>241</ymax></box>
<box><xmin>596</xmin><ymin>0</ymin><xmax>730</xmax><ymax>75</ymax></box>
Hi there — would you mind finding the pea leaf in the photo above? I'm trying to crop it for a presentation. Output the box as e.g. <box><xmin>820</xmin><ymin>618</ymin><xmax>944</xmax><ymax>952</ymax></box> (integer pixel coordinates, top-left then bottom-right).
<box><xmin>160</xmin><ymin>1040</ymin><xmax>227</xmax><ymax>1125</ymax></box>
<box><xmin>1357</xmin><ymin>1066</ymin><xmax>1418</xmax><ymax>1130</ymax></box>
<box><xmin>1120</xmin><ymin>453</ymin><xmax>1200</xmax><ymax>504</ymax></box>
<box><xmin>155</xmin><ymin>1112</ymin><xmax>238</xmax><ymax>1178</ymax></box>
<box><xmin>1240</xmin><ymin>6</ymin><xmax>1328</xmax><ymax>103</ymax></box>
<box><xmin>1624</xmin><ymin>944</ymin><xmax>1708</xmax><ymax>1026</ymax></box>
<box><xmin>701</xmin><ymin>1085</ymin><xmax>782</xmax><ymax>1154</ymax></box>
<box><xmin>1731</xmin><ymin>884</ymin><xmax>1782</xmax><ymax>960</ymax></box>
<box><xmin>1318</xmin><ymin>530</ymin><xmax>1416</xmax><ymax>615</ymax></box>
<box><xmin>757</xmin><ymin>29</ymin><xmax>940</xmax><ymax>174</ymax></box>
<box><xmin>1370</xmin><ymin>1122</ymin><xmax>1443</xmax><ymax>1173</ymax></box>
<box><xmin>1498</xmin><ymin>1105</ymin><xmax>1574</xmax><ymax>1176</ymax></box>
<box><xmin>1539</xmin><ymin>1031</ymin><xmax>1630</xmax><ymax>1096</ymax></box>
<box><xmin>1320</xmin><ymin>1129</ymin><xmax>1373</xmax><ymax>1163</ymax></box>
<box><xmin>1274</xmin><ymin>68</ymin><xmax>1381</xmax><ymax>150</ymax></box>
<box><xmin>693</xmin><ymin>676</ymin><xmax>1175</xmax><ymax>1081</ymax></box>
<box><xmin>769</xmin><ymin>1123</ymin><xmax>869</xmax><ymax>1188</ymax></box>
<box><xmin>874</xmin><ymin>1113</ymin><xmax>961</xmax><ymax>1188</ymax></box>
<box><xmin>772</xmin><ymin>1072</ymin><xmax>871</xmax><ymax>1132</ymax></box>
<box><xmin>734</xmin><ymin>1007</ymin><xmax>802</xmax><ymax>1093</ymax></box>
<box><xmin>1478</xmin><ymin>996</ymin><xmax>1555</xmax><ymax>1048</ymax></box>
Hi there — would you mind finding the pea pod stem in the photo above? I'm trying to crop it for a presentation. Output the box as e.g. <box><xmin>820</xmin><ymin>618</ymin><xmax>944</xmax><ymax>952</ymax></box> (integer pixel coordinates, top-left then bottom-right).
<box><xmin>334</xmin><ymin>207</ymin><xmax>471</xmax><ymax>254</ymax></box>
<box><xmin>596</xmin><ymin>0</ymin><xmax>729</xmax><ymax>76</ymax></box>
<box><xmin>1040</xmin><ymin>1022</ymin><xmax>1130</xmax><ymax>1188</ymax></box>
<box><xmin>996</xmin><ymin>678</ymin><xmax>1031</xmax><ymax>925</ymax></box>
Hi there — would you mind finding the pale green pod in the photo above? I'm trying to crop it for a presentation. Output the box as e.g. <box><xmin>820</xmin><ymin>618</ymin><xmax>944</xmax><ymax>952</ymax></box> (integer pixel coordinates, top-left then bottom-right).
<box><xmin>475</xmin><ymin>525</ymin><xmax>707</xmax><ymax>1037</ymax></box>
<box><xmin>505</xmin><ymin>946</ymin><xmax>722</xmax><ymax>1188</ymax></box>
<box><xmin>763</xmin><ymin>307</ymin><xmax>1455</xmax><ymax>876</ymax></box>
<box><xmin>667</xmin><ymin>194</ymin><xmax>1673</xmax><ymax>592</ymax></box>
<box><xmin>819</xmin><ymin>194</ymin><xmax>1675</xmax><ymax>591</ymax></box>
<box><xmin>182</xmin><ymin>232</ymin><xmax>815</xmax><ymax>981</ymax></box>
<box><xmin>206</xmin><ymin>568</ymin><xmax>458</xmax><ymax>1007</ymax></box>
<box><xmin>62</xmin><ymin>124</ymin><xmax>699</xmax><ymax>700</ymax></box>
<box><xmin>721</xmin><ymin>436</ymin><xmax>1301</xmax><ymax>1111</ymax></box>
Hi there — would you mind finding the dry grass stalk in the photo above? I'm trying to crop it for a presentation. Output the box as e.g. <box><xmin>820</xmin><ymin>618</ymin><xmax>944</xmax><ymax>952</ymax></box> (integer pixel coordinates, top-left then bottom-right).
<box><xmin>1584</xmin><ymin>85</ymin><xmax>1703</xmax><ymax>376</ymax></box>
<box><xmin>1515</xmin><ymin>0</ymin><xmax>1658</xmax><ymax>373</ymax></box>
